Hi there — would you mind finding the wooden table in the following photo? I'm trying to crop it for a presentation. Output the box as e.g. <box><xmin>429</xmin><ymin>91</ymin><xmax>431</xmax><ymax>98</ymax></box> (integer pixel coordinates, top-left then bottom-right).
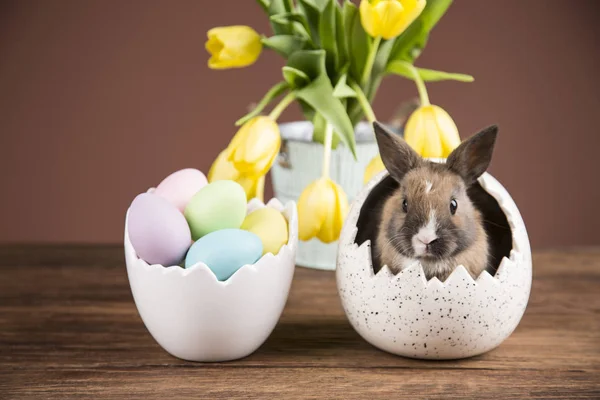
<box><xmin>1</xmin><ymin>245</ymin><xmax>599</xmax><ymax>399</ymax></box>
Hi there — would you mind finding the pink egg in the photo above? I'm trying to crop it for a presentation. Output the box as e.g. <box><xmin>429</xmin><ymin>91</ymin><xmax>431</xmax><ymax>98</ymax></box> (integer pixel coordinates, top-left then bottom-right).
<box><xmin>127</xmin><ymin>193</ymin><xmax>191</xmax><ymax>266</ymax></box>
<box><xmin>154</xmin><ymin>168</ymin><xmax>208</xmax><ymax>212</ymax></box>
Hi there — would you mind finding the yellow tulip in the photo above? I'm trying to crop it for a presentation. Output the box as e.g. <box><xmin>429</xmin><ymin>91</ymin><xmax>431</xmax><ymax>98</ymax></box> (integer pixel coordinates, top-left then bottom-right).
<box><xmin>208</xmin><ymin>116</ymin><xmax>278</xmax><ymax>201</ymax></box>
<box><xmin>363</xmin><ymin>154</ymin><xmax>386</xmax><ymax>185</ymax></box>
<box><xmin>297</xmin><ymin>178</ymin><xmax>349</xmax><ymax>244</ymax></box>
<box><xmin>208</xmin><ymin>149</ymin><xmax>239</xmax><ymax>182</ymax></box>
<box><xmin>404</xmin><ymin>104</ymin><xmax>461</xmax><ymax>158</ymax></box>
<box><xmin>238</xmin><ymin>175</ymin><xmax>265</xmax><ymax>202</ymax></box>
<box><xmin>208</xmin><ymin>149</ymin><xmax>265</xmax><ymax>201</ymax></box>
<box><xmin>360</xmin><ymin>0</ymin><xmax>426</xmax><ymax>40</ymax></box>
<box><xmin>228</xmin><ymin>116</ymin><xmax>281</xmax><ymax>178</ymax></box>
<box><xmin>206</xmin><ymin>26</ymin><xmax>262</xmax><ymax>69</ymax></box>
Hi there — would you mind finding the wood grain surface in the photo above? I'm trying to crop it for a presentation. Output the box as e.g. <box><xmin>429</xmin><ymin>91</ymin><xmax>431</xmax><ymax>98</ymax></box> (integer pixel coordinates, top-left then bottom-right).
<box><xmin>0</xmin><ymin>245</ymin><xmax>599</xmax><ymax>399</ymax></box>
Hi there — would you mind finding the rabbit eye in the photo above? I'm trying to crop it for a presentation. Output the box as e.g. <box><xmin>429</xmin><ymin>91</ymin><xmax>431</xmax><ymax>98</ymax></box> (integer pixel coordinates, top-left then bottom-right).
<box><xmin>450</xmin><ymin>199</ymin><xmax>458</xmax><ymax>215</ymax></box>
<box><xmin>402</xmin><ymin>199</ymin><xmax>408</xmax><ymax>213</ymax></box>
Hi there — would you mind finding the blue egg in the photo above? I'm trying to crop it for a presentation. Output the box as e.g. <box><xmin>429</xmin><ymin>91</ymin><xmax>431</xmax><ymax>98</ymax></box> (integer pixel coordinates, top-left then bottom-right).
<box><xmin>185</xmin><ymin>229</ymin><xmax>263</xmax><ymax>281</ymax></box>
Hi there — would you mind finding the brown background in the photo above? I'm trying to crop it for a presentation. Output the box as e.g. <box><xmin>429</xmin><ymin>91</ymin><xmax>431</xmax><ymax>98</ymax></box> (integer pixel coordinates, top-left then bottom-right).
<box><xmin>0</xmin><ymin>0</ymin><xmax>598</xmax><ymax>247</ymax></box>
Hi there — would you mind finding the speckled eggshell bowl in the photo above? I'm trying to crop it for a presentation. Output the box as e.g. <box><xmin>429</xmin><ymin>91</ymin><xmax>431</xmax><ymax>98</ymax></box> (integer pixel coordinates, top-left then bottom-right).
<box><xmin>125</xmin><ymin>197</ymin><xmax>298</xmax><ymax>362</ymax></box>
<box><xmin>336</xmin><ymin>171</ymin><xmax>532</xmax><ymax>360</ymax></box>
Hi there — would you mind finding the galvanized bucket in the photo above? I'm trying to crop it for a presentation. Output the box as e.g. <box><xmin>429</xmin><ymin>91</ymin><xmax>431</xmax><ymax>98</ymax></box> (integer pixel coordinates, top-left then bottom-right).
<box><xmin>270</xmin><ymin>121</ymin><xmax>379</xmax><ymax>270</ymax></box>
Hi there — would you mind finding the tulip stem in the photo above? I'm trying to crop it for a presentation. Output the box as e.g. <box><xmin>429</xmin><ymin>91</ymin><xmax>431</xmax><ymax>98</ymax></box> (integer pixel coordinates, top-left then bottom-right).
<box><xmin>361</xmin><ymin>36</ymin><xmax>381</xmax><ymax>86</ymax></box>
<box><xmin>350</xmin><ymin>81</ymin><xmax>377</xmax><ymax>123</ymax></box>
<box><xmin>268</xmin><ymin>92</ymin><xmax>296</xmax><ymax>121</ymax></box>
<box><xmin>407</xmin><ymin>63</ymin><xmax>430</xmax><ymax>106</ymax></box>
<box><xmin>322</xmin><ymin>123</ymin><xmax>333</xmax><ymax>179</ymax></box>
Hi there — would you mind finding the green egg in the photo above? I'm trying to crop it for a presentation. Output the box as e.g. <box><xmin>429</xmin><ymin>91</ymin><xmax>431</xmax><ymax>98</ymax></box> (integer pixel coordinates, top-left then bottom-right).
<box><xmin>184</xmin><ymin>180</ymin><xmax>247</xmax><ymax>240</ymax></box>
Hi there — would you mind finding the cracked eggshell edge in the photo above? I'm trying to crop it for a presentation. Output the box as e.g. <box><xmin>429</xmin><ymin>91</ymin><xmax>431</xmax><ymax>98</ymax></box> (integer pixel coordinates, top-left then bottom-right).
<box><xmin>336</xmin><ymin>171</ymin><xmax>532</xmax><ymax>360</ymax></box>
<box><xmin>124</xmin><ymin>196</ymin><xmax>298</xmax><ymax>362</ymax></box>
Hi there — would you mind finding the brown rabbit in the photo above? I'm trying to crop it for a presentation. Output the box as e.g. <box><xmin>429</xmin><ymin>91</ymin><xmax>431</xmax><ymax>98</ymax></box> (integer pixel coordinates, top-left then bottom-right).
<box><xmin>372</xmin><ymin>122</ymin><xmax>498</xmax><ymax>282</ymax></box>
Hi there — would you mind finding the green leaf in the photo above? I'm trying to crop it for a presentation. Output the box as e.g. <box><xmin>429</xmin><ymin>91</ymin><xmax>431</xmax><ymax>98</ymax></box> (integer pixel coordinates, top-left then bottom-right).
<box><xmin>270</xmin><ymin>12</ymin><xmax>312</xmax><ymax>40</ymax></box>
<box><xmin>365</xmin><ymin>37</ymin><xmax>395</xmax><ymax>100</ymax></box>
<box><xmin>416</xmin><ymin>0</ymin><xmax>452</xmax><ymax>32</ymax></box>
<box><xmin>333</xmin><ymin>74</ymin><xmax>356</xmax><ymax>98</ymax></box>
<box><xmin>297</xmin><ymin>0</ymin><xmax>321</xmax><ymax>46</ymax></box>
<box><xmin>385</xmin><ymin>60</ymin><xmax>414</xmax><ymax>79</ymax></box>
<box><xmin>262</xmin><ymin>35</ymin><xmax>308</xmax><ymax>57</ymax></box>
<box><xmin>371</xmin><ymin>39</ymin><xmax>395</xmax><ymax>83</ymax></box>
<box><xmin>414</xmin><ymin>68</ymin><xmax>474</xmax><ymax>82</ymax></box>
<box><xmin>342</xmin><ymin>0</ymin><xmax>373</xmax><ymax>124</ymax></box>
<box><xmin>282</xmin><ymin>66</ymin><xmax>310</xmax><ymax>88</ymax></box>
<box><xmin>312</xmin><ymin>112</ymin><xmax>327</xmax><ymax>145</ymax></box>
<box><xmin>303</xmin><ymin>0</ymin><xmax>330</xmax><ymax>10</ymax></box>
<box><xmin>235</xmin><ymin>81</ymin><xmax>289</xmax><ymax>126</ymax></box>
<box><xmin>296</xmin><ymin>74</ymin><xmax>357</xmax><ymax>158</ymax></box>
<box><xmin>312</xmin><ymin>112</ymin><xmax>341</xmax><ymax>149</ymax></box>
<box><xmin>318</xmin><ymin>0</ymin><xmax>338</xmax><ymax>76</ymax></box>
<box><xmin>269</xmin><ymin>0</ymin><xmax>294</xmax><ymax>35</ymax></box>
<box><xmin>388</xmin><ymin>0</ymin><xmax>453</xmax><ymax>64</ymax></box>
<box><xmin>298</xmin><ymin>99</ymin><xmax>316</xmax><ymax>122</ymax></box>
<box><xmin>286</xmin><ymin>49</ymin><xmax>326</xmax><ymax>81</ymax></box>
<box><xmin>335</xmin><ymin>4</ymin><xmax>348</xmax><ymax>70</ymax></box>
<box><xmin>344</xmin><ymin>0</ymin><xmax>372</xmax><ymax>83</ymax></box>
<box><xmin>387</xmin><ymin>61</ymin><xmax>474</xmax><ymax>82</ymax></box>
<box><xmin>347</xmin><ymin>98</ymin><xmax>362</xmax><ymax>128</ymax></box>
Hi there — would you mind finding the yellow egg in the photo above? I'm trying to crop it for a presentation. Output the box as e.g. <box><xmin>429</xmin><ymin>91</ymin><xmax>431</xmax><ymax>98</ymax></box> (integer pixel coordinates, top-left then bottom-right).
<box><xmin>241</xmin><ymin>208</ymin><xmax>288</xmax><ymax>256</ymax></box>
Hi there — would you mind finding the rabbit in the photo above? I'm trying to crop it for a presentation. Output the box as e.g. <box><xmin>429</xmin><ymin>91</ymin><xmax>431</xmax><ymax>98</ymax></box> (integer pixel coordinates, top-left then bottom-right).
<box><xmin>372</xmin><ymin>121</ymin><xmax>498</xmax><ymax>282</ymax></box>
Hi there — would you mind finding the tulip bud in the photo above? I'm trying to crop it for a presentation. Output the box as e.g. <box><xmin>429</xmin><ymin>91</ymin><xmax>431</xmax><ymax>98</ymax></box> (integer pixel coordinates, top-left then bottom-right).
<box><xmin>208</xmin><ymin>149</ymin><xmax>264</xmax><ymax>201</ymax></box>
<box><xmin>360</xmin><ymin>0</ymin><xmax>426</xmax><ymax>40</ymax></box>
<box><xmin>228</xmin><ymin>116</ymin><xmax>281</xmax><ymax>178</ymax></box>
<box><xmin>206</xmin><ymin>26</ymin><xmax>263</xmax><ymax>69</ymax></box>
<box><xmin>208</xmin><ymin>149</ymin><xmax>239</xmax><ymax>182</ymax></box>
<box><xmin>237</xmin><ymin>176</ymin><xmax>264</xmax><ymax>202</ymax></box>
<box><xmin>298</xmin><ymin>178</ymin><xmax>349</xmax><ymax>244</ymax></box>
<box><xmin>363</xmin><ymin>154</ymin><xmax>386</xmax><ymax>185</ymax></box>
<box><xmin>404</xmin><ymin>104</ymin><xmax>460</xmax><ymax>158</ymax></box>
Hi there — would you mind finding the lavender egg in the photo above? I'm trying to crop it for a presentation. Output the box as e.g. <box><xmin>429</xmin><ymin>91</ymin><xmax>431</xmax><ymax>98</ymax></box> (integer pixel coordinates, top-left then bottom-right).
<box><xmin>127</xmin><ymin>193</ymin><xmax>191</xmax><ymax>266</ymax></box>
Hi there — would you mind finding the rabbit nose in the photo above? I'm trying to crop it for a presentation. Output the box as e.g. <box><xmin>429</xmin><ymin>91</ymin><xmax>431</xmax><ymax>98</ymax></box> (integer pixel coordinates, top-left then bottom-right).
<box><xmin>417</xmin><ymin>235</ymin><xmax>438</xmax><ymax>245</ymax></box>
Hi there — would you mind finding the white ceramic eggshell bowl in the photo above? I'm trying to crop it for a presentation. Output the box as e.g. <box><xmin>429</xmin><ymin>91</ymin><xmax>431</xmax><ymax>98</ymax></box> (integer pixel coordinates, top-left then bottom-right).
<box><xmin>125</xmin><ymin>197</ymin><xmax>297</xmax><ymax>362</ymax></box>
<box><xmin>336</xmin><ymin>172</ymin><xmax>532</xmax><ymax>360</ymax></box>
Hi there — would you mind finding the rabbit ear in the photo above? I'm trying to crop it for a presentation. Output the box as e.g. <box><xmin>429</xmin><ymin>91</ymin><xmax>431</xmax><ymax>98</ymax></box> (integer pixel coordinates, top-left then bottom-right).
<box><xmin>447</xmin><ymin>125</ymin><xmax>498</xmax><ymax>185</ymax></box>
<box><xmin>373</xmin><ymin>121</ymin><xmax>421</xmax><ymax>182</ymax></box>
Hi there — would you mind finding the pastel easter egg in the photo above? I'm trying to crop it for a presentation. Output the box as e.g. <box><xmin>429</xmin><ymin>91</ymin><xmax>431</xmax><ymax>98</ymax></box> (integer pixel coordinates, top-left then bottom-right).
<box><xmin>241</xmin><ymin>207</ymin><xmax>288</xmax><ymax>255</ymax></box>
<box><xmin>127</xmin><ymin>193</ymin><xmax>191</xmax><ymax>265</ymax></box>
<box><xmin>185</xmin><ymin>229</ymin><xmax>263</xmax><ymax>281</ymax></box>
<box><xmin>184</xmin><ymin>180</ymin><xmax>247</xmax><ymax>240</ymax></box>
<box><xmin>154</xmin><ymin>168</ymin><xmax>208</xmax><ymax>212</ymax></box>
